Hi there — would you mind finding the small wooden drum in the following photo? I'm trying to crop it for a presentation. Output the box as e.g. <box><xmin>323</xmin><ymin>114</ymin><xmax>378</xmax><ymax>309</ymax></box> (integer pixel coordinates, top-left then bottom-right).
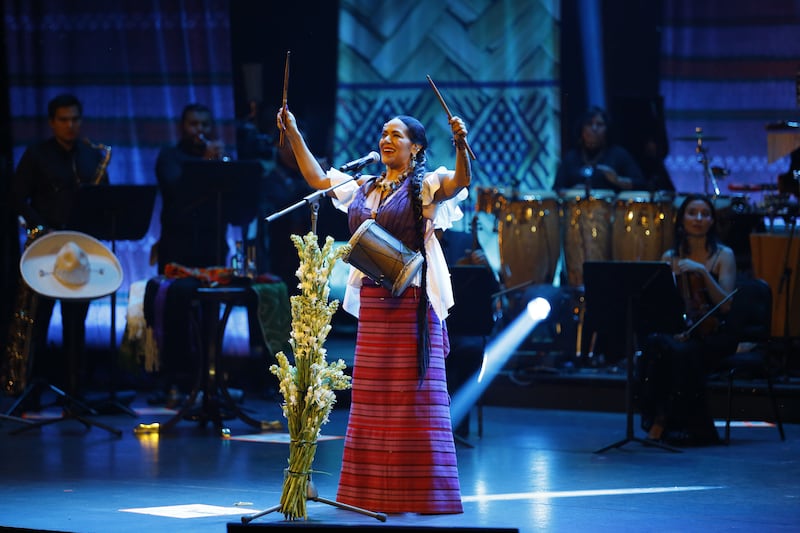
<box><xmin>344</xmin><ymin>219</ymin><xmax>423</xmax><ymax>297</ymax></box>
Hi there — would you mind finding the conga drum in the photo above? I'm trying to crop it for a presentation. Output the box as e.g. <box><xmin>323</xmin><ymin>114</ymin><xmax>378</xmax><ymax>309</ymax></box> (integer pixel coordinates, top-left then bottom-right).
<box><xmin>612</xmin><ymin>190</ymin><xmax>675</xmax><ymax>262</ymax></box>
<box><xmin>559</xmin><ymin>188</ymin><xmax>615</xmax><ymax>287</ymax></box>
<box><xmin>497</xmin><ymin>191</ymin><xmax>560</xmax><ymax>288</ymax></box>
<box><xmin>475</xmin><ymin>186</ymin><xmax>507</xmax><ymax>216</ymax></box>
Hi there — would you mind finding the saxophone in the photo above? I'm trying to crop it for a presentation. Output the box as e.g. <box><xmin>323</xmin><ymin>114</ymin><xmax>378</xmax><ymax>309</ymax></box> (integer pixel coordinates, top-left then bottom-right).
<box><xmin>84</xmin><ymin>137</ymin><xmax>112</xmax><ymax>184</ymax></box>
<box><xmin>2</xmin><ymin>224</ymin><xmax>45</xmax><ymax>396</ymax></box>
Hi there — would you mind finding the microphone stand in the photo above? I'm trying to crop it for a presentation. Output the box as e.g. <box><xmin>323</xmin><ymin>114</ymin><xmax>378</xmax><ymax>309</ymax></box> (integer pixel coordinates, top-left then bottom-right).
<box><xmin>696</xmin><ymin>139</ymin><xmax>720</xmax><ymax>197</ymax></box>
<box><xmin>266</xmin><ymin>173</ymin><xmax>363</xmax><ymax>235</ymax></box>
<box><xmin>776</xmin><ymin>214</ymin><xmax>797</xmax><ymax>377</ymax></box>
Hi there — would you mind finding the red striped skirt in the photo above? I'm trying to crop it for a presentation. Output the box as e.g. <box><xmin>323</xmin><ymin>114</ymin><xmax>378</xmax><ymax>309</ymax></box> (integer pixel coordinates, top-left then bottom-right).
<box><xmin>335</xmin><ymin>284</ymin><xmax>463</xmax><ymax>514</ymax></box>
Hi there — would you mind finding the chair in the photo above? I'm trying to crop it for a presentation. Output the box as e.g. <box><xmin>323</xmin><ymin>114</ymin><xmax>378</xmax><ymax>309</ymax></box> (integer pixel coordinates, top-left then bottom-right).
<box><xmin>714</xmin><ymin>276</ymin><xmax>785</xmax><ymax>444</ymax></box>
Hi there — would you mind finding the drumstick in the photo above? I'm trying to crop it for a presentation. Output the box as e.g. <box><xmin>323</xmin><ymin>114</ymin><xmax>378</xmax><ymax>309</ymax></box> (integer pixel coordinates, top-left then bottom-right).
<box><xmin>279</xmin><ymin>50</ymin><xmax>291</xmax><ymax>147</ymax></box>
<box><xmin>426</xmin><ymin>75</ymin><xmax>476</xmax><ymax>160</ymax></box>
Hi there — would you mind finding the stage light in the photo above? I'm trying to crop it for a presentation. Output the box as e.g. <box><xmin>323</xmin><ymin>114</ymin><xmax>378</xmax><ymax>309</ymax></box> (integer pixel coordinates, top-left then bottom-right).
<box><xmin>450</xmin><ymin>297</ymin><xmax>551</xmax><ymax>430</ymax></box>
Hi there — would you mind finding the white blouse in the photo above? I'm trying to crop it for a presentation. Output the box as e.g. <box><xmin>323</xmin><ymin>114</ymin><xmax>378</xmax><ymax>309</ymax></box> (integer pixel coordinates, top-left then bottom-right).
<box><xmin>326</xmin><ymin>167</ymin><xmax>468</xmax><ymax>320</ymax></box>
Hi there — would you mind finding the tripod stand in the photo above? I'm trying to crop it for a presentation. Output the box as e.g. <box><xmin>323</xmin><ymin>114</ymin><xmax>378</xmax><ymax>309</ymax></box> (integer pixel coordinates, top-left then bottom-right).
<box><xmin>7</xmin><ymin>378</ymin><xmax>122</xmax><ymax>436</ymax></box>
<box><xmin>776</xmin><ymin>216</ymin><xmax>798</xmax><ymax>372</ymax></box>
<box><xmin>0</xmin><ymin>410</ymin><xmax>34</xmax><ymax>427</ymax></box>
<box><xmin>583</xmin><ymin>261</ymin><xmax>686</xmax><ymax>453</ymax></box>
<box><xmin>69</xmin><ymin>185</ymin><xmax>157</xmax><ymax>416</ymax></box>
<box><xmin>241</xmin><ymin>479</ymin><xmax>387</xmax><ymax>524</ymax></box>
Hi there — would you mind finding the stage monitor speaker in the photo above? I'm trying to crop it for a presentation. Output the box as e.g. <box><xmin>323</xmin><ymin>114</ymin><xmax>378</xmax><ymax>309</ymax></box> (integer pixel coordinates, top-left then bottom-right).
<box><xmin>228</xmin><ymin>525</ymin><xmax>519</xmax><ymax>533</ymax></box>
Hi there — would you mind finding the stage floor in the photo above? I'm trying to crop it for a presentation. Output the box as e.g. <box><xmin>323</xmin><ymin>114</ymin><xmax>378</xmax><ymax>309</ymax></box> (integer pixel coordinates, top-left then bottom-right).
<box><xmin>0</xmin><ymin>391</ymin><xmax>797</xmax><ymax>533</ymax></box>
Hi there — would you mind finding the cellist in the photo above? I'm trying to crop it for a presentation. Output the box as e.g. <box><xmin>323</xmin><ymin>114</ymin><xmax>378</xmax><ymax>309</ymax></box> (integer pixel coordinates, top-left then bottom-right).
<box><xmin>637</xmin><ymin>193</ymin><xmax>738</xmax><ymax>446</ymax></box>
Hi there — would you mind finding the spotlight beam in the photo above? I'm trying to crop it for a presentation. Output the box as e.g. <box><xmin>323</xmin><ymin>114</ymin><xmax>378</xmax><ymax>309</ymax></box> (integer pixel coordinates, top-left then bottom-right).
<box><xmin>450</xmin><ymin>297</ymin><xmax>551</xmax><ymax>430</ymax></box>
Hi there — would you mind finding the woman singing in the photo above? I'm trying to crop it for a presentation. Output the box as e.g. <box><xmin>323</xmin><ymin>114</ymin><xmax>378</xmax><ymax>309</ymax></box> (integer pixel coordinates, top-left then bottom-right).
<box><xmin>277</xmin><ymin>106</ymin><xmax>471</xmax><ymax>513</ymax></box>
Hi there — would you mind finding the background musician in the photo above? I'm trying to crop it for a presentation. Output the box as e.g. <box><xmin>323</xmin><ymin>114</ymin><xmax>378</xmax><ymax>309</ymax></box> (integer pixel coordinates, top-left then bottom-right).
<box><xmin>9</xmin><ymin>93</ymin><xmax>109</xmax><ymax>405</ymax></box>
<box><xmin>146</xmin><ymin>103</ymin><xmax>229</xmax><ymax>405</ymax></box>
<box><xmin>637</xmin><ymin>193</ymin><xmax>738</xmax><ymax>446</ymax></box>
<box><xmin>152</xmin><ymin>103</ymin><xmax>227</xmax><ymax>274</ymax></box>
<box><xmin>553</xmin><ymin>106</ymin><xmax>646</xmax><ymax>193</ymax></box>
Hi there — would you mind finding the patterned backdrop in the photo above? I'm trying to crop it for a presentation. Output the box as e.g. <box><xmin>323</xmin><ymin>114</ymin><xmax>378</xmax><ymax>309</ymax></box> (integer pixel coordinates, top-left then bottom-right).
<box><xmin>660</xmin><ymin>0</ymin><xmax>800</xmax><ymax>203</ymax></box>
<box><xmin>335</xmin><ymin>0</ymin><xmax>562</xmax><ymax>232</ymax></box>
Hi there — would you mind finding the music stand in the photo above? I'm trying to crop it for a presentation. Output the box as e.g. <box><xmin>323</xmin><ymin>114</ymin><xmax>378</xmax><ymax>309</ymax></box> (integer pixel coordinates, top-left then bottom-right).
<box><xmin>177</xmin><ymin>160</ymin><xmax>263</xmax><ymax>265</ymax></box>
<box><xmin>69</xmin><ymin>184</ymin><xmax>157</xmax><ymax>416</ymax></box>
<box><xmin>582</xmin><ymin>261</ymin><xmax>685</xmax><ymax>453</ymax></box>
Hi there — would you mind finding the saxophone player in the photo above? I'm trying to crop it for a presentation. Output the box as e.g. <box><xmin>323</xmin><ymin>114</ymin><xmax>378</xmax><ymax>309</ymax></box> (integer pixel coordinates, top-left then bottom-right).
<box><xmin>8</xmin><ymin>93</ymin><xmax>109</xmax><ymax>407</ymax></box>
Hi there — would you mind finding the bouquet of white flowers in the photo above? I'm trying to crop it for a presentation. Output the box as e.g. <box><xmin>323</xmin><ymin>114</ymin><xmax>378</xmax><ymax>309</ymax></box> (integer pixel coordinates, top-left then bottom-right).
<box><xmin>269</xmin><ymin>233</ymin><xmax>352</xmax><ymax>520</ymax></box>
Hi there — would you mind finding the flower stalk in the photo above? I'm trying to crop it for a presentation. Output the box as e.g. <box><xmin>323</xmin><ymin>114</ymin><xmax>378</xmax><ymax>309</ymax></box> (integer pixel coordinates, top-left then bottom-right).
<box><xmin>269</xmin><ymin>233</ymin><xmax>352</xmax><ymax>520</ymax></box>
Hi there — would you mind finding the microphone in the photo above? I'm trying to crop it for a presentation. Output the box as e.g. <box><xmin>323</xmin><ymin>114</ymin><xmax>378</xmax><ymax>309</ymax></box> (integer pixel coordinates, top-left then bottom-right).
<box><xmin>339</xmin><ymin>151</ymin><xmax>380</xmax><ymax>172</ymax></box>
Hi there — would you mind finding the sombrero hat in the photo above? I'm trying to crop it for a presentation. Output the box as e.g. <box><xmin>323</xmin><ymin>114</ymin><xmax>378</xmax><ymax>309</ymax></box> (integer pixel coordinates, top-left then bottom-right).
<box><xmin>20</xmin><ymin>230</ymin><xmax>123</xmax><ymax>300</ymax></box>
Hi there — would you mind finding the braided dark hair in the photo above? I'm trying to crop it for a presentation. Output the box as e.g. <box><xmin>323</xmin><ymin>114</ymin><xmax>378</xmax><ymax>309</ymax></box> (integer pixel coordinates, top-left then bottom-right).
<box><xmin>396</xmin><ymin>115</ymin><xmax>430</xmax><ymax>386</ymax></box>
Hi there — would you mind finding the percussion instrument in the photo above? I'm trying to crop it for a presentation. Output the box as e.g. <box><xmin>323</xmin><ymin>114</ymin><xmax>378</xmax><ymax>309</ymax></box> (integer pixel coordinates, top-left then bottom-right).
<box><xmin>475</xmin><ymin>186</ymin><xmax>507</xmax><ymax>216</ymax></box>
<box><xmin>560</xmin><ymin>188</ymin><xmax>615</xmax><ymax>287</ymax></box>
<box><xmin>713</xmin><ymin>194</ymin><xmax>750</xmax><ymax>242</ymax></box>
<box><xmin>343</xmin><ymin>219</ymin><xmax>423</xmax><ymax>297</ymax></box>
<box><xmin>497</xmin><ymin>191</ymin><xmax>560</xmax><ymax>288</ymax></box>
<box><xmin>750</xmin><ymin>230</ymin><xmax>800</xmax><ymax>337</ymax></box>
<box><xmin>612</xmin><ymin>190</ymin><xmax>675</xmax><ymax>262</ymax></box>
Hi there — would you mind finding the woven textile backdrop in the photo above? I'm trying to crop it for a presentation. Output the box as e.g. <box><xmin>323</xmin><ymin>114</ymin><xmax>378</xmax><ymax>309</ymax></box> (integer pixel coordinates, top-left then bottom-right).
<box><xmin>4</xmin><ymin>0</ymin><xmax>234</xmax><ymax>290</ymax></box>
<box><xmin>660</xmin><ymin>0</ymin><xmax>800</xmax><ymax>199</ymax></box>
<box><xmin>335</xmin><ymin>0</ymin><xmax>561</xmax><ymax>230</ymax></box>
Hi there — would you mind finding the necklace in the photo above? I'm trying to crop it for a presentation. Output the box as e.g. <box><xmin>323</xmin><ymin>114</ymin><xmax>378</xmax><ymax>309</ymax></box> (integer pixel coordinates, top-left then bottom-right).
<box><xmin>370</xmin><ymin>171</ymin><xmax>411</xmax><ymax>219</ymax></box>
<box><xmin>374</xmin><ymin>170</ymin><xmax>409</xmax><ymax>194</ymax></box>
